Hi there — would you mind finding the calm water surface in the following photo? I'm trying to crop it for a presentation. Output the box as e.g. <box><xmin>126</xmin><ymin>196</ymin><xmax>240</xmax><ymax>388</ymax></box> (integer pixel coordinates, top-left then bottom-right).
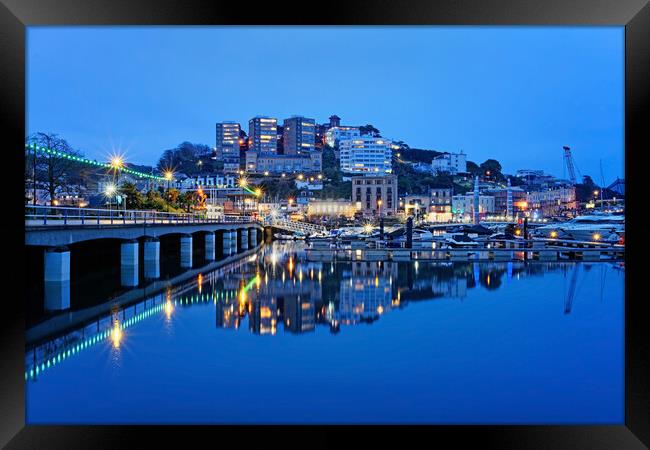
<box><xmin>26</xmin><ymin>241</ymin><xmax>624</xmax><ymax>424</ymax></box>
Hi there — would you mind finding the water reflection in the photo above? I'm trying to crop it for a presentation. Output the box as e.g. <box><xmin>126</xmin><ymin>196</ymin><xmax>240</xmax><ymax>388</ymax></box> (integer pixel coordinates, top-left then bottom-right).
<box><xmin>25</xmin><ymin>241</ymin><xmax>624</xmax><ymax>382</ymax></box>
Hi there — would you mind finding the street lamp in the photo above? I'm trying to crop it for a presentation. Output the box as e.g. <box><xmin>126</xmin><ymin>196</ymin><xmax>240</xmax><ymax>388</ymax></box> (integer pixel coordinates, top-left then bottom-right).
<box><xmin>105</xmin><ymin>183</ymin><xmax>116</xmax><ymax>211</ymax></box>
<box><xmin>377</xmin><ymin>199</ymin><xmax>382</xmax><ymax>218</ymax></box>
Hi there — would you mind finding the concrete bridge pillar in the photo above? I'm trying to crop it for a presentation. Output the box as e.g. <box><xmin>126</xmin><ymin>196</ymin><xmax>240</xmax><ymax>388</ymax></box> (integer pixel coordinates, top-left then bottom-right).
<box><xmin>240</xmin><ymin>228</ymin><xmax>248</xmax><ymax>252</ymax></box>
<box><xmin>44</xmin><ymin>247</ymin><xmax>70</xmax><ymax>311</ymax></box>
<box><xmin>180</xmin><ymin>234</ymin><xmax>193</xmax><ymax>268</ymax></box>
<box><xmin>249</xmin><ymin>228</ymin><xmax>258</xmax><ymax>248</ymax></box>
<box><xmin>120</xmin><ymin>239</ymin><xmax>139</xmax><ymax>287</ymax></box>
<box><xmin>222</xmin><ymin>231</ymin><xmax>232</xmax><ymax>257</ymax></box>
<box><xmin>229</xmin><ymin>230</ymin><xmax>237</xmax><ymax>255</ymax></box>
<box><xmin>205</xmin><ymin>232</ymin><xmax>216</xmax><ymax>261</ymax></box>
<box><xmin>144</xmin><ymin>237</ymin><xmax>160</xmax><ymax>279</ymax></box>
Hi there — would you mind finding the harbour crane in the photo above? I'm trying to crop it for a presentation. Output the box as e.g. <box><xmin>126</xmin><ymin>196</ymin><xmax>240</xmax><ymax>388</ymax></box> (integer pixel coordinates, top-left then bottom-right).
<box><xmin>563</xmin><ymin>146</ymin><xmax>577</xmax><ymax>185</ymax></box>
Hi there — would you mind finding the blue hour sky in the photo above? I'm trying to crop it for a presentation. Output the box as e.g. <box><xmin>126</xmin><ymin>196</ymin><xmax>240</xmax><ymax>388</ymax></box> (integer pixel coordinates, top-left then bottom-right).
<box><xmin>27</xmin><ymin>26</ymin><xmax>624</xmax><ymax>181</ymax></box>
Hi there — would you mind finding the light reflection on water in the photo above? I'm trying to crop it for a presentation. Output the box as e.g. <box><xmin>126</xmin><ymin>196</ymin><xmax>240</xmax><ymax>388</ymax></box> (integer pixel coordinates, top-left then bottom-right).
<box><xmin>26</xmin><ymin>241</ymin><xmax>624</xmax><ymax>424</ymax></box>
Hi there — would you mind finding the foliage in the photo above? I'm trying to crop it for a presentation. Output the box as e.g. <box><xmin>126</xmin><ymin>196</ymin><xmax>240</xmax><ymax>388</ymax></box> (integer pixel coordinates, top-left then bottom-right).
<box><xmin>157</xmin><ymin>141</ymin><xmax>215</xmax><ymax>176</ymax></box>
<box><xmin>397</xmin><ymin>147</ymin><xmax>443</xmax><ymax>164</ymax></box>
<box><xmin>26</xmin><ymin>132</ymin><xmax>89</xmax><ymax>204</ymax></box>
<box><xmin>119</xmin><ymin>182</ymin><xmax>144</xmax><ymax>209</ymax></box>
<box><xmin>359</xmin><ymin>124</ymin><xmax>381</xmax><ymax>137</ymax></box>
<box><xmin>259</xmin><ymin>179</ymin><xmax>297</xmax><ymax>201</ymax></box>
<box><xmin>394</xmin><ymin>162</ymin><xmax>456</xmax><ymax>195</ymax></box>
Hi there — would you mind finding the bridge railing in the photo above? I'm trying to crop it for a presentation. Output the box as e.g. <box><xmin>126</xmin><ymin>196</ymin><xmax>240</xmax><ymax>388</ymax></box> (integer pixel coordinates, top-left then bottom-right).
<box><xmin>25</xmin><ymin>205</ymin><xmax>255</xmax><ymax>226</ymax></box>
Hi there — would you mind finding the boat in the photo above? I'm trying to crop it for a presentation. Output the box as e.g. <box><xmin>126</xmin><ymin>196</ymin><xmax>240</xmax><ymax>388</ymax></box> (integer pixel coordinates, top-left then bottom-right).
<box><xmin>273</xmin><ymin>232</ymin><xmax>306</xmax><ymax>240</ymax></box>
<box><xmin>385</xmin><ymin>227</ymin><xmax>434</xmax><ymax>243</ymax></box>
<box><xmin>533</xmin><ymin>213</ymin><xmax>624</xmax><ymax>243</ymax></box>
<box><xmin>444</xmin><ymin>233</ymin><xmax>480</xmax><ymax>248</ymax></box>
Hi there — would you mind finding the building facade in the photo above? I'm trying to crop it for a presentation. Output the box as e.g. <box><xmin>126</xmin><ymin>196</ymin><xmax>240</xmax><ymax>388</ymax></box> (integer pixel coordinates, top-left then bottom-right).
<box><xmin>527</xmin><ymin>186</ymin><xmax>577</xmax><ymax>217</ymax></box>
<box><xmin>431</xmin><ymin>151</ymin><xmax>467</xmax><ymax>175</ymax></box>
<box><xmin>215</xmin><ymin>122</ymin><xmax>241</xmax><ymax>173</ymax></box>
<box><xmin>451</xmin><ymin>194</ymin><xmax>495</xmax><ymax>221</ymax></box>
<box><xmin>307</xmin><ymin>200</ymin><xmax>356</xmax><ymax>218</ymax></box>
<box><xmin>339</xmin><ymin>136</ymin><xmax>393</xmax><ymax>174</ymax></box>
<box><xmin>352</xmin><ymin>174</ymin><xmax>398</xmax><ymax>217</ymax></box>
<box><xmin>245</xmin><ymin>151</ymin><xmax>322</xmax><ymax>174</ymax></box>
<box><xmin>485</xmin><ymin>187</ymin><xmax>527</xmax><ymax>216</ymax></box>
<box><xmin>248</xmin><ymin>116</ymin><xmax>278</xmax><ymax>154</ymax></box>
<box><xmin>283</xmin><ymin>116</ymin><xmax>316</xmax><ymax>155</ymax></box>
<box><xmin>325</xmin><ymin>126</ymin><xmax>360</xmax><ymax>149</ymax></box>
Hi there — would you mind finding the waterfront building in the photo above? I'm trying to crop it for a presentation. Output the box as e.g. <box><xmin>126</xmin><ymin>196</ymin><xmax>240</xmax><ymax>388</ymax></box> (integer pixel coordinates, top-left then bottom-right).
<box><xmin>452</xmin><ymin>194</ymin><xmax>495</xmax><ymax>222</ymax></box>
<box><xmin>429</xmin><ymin>187</ymin><xmax>453</xmax><ymax>222</ymax></box>
<box><xmin>484</xmin><ymin>186</ymin><xmax>527</xmax><ymax>216</ymax></box>
<box><xmin>215</xmin><ymin>122</ymin><xmax>241</xmax><ymax>173</ymax></box>
<box><xmin>352</xmin><ymin>174</ymin><xmax>398</xmax><ymax>217</ymax></box>
<box><xmin>283</xmin><ymin>116</ymin><xmax>316</xmax><ymax>155</ymax></box>
<box><xmin>248</xmin><ymin>116</ymin><xmax>278</xmax><ymax>154</ymax></box>
<box><xmin>245</xmin><ymin>151</ymin><xmax>322</xmax><ymax>174</ymax></box>
<box><xmin>431</xmin><ymin>151</ymin><xmax>467</xmax><ymax>175</ymax></box>
<box><xmin>307</xmin><ymin>200</ymin><xmax>356</xmax><ymax>218</ymax></box>
<box><xmin>402</xmin><ymin>194</ymin><xmax>430</xmax><ymax>219</ymax></box>
<box><xmin>527</xmin><ymin>186</ymin><xmax>577</xmax><ymax>217</ymax></box>
<box><xmin>339</xmin><ymin>136</ymin><xmax>392</xmax><ymax>174</ymax></box>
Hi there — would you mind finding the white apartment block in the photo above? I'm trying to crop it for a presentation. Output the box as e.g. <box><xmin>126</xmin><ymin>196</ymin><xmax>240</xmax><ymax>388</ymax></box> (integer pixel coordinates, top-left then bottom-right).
<box><xmin>325</xmin><ymin>126</ymin><xmax>361</xmax><ymax>148</ymax></box>
<box><xmin>339</xmin><ymin>136</ymin><xmax>393</xmax><ymax>174</ymax></box>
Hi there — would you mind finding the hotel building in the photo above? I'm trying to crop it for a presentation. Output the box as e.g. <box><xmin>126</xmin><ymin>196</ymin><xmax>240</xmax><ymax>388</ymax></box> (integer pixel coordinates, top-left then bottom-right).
<box><xmin>248</xmin><ymin>116</ymin><xmax>278</xmax><ymax>154</ymax></box>
<box><xmin>215</xmin><ymin>121</ymin><xmax>241</xmax><ymax>172</ymax></box>
<box><xmin>339</xmin><ymin>136</ymin><xmax>393</xmax><ymax>174</ymax></box>
<box><xmin>283</xmin><ymin>116</ymin><xmax>316</xmax><ymax>155</ymax></box>
<box><xmin>352</xmin><ymin>174</ymin><xmax>398</xmax><ymax>217</ymax></box>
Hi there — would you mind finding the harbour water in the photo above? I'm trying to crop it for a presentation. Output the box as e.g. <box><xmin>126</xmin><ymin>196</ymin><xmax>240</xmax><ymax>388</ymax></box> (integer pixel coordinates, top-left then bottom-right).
<box><xmin>26</xmin><ymin>241</ymin><xmax>624</xmax><ymax>424</ymax></box>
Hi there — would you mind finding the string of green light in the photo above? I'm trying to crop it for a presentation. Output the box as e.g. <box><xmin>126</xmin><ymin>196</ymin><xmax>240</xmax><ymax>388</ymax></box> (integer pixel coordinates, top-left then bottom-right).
<box><xmin>25</xmin><ymin>143</ymin><xmax>167</xmax><ymax>181</ymax></box>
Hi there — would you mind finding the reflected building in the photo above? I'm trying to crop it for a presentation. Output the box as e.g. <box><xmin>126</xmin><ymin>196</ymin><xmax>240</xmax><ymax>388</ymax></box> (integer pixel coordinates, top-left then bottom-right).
<box><xmin>216</xmin><ymin>293</ymin><xmax>241</xmax><ymax>329</ymax></box>
<box><xmin>284</xmin><ymin>294</ymin><xmax>315</xmax><ymax>333</ymax></box>
<box><xmin>337</xmin><ymin>261</ymin><xmax>398</xmax><ymax>325</ymax></box>
<box><xmin>249</xmin><ymin>296</ymin><xmax>278</xmax><ymax>335</ymax></box>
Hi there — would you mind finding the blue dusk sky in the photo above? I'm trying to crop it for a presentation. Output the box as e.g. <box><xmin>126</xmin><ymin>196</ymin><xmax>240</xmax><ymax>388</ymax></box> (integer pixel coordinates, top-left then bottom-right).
<box><xmin>27</xmin><ymin>26</ymin><xmax>624</xmax><ymax>181</ymax></box>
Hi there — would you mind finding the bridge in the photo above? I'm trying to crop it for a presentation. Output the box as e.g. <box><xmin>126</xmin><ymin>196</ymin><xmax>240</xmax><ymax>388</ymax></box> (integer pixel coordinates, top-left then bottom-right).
<box><xmin>26</xmin><ymin>205</ymin><xmax>265</xmax><ymax>313</ymax></box>
<box><xmin>261</xmin><ymin>216</ymin><xmax>327</xmax><ymax>235</ymax></box>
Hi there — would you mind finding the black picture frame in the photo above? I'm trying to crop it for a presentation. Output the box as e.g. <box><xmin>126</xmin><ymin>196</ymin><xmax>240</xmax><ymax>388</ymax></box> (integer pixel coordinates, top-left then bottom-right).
<box><xmin>2</xmin><ymin>0</ymin><xmax>647</xmax><ymax>448</ymax></box>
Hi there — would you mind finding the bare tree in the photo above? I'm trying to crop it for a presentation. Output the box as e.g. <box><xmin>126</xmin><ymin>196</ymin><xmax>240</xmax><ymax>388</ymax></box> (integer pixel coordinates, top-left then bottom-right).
<box><xmin>26</xmin><ymin>132</ymin><xmax>84</xmax><ymax>205</ymax></box>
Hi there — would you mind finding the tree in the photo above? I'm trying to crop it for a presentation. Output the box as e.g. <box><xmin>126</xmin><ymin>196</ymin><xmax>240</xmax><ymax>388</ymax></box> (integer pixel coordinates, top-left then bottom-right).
<box><xmin>156</xmin><ymin>141</ymin><xmax>214</xmax><ymax>176</ymax></box>
<box><xmin>466</xmin><ymin>161</ymin><xmax>481</xmax><ymax>176</ymax></box>
<box><xmin>26</xmin><ymin>132</ymin><xmax>85</xmax><ymax>205</ymax></box>
<box><xmin>479</xmin><ymin>159</ymin><xmax>502</xmax><ymax>175</ymax></box>
<box><xmin>119</xmin><ymin>182</ymin><xmax>144</xmax><ymax>209</ymax></box>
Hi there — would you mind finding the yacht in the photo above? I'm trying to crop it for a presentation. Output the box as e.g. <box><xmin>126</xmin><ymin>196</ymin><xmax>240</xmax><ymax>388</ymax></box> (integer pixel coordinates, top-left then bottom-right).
<box><xmin>444</xmin><ymin>233</ymin><xmax>480</xmax><ymax>248</ymax></box>
<box><xmin>533</xmin><ymin>213</ymin><xmax>624</xmax><ymax>243</ymax></box>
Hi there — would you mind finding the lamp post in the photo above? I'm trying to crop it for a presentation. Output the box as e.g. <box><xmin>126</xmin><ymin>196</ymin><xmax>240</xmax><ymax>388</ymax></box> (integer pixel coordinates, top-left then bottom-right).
<box><xmin>105</xmin><ymin>183</ymin><xmax>116</xmax><ymax>212</ymax></box>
